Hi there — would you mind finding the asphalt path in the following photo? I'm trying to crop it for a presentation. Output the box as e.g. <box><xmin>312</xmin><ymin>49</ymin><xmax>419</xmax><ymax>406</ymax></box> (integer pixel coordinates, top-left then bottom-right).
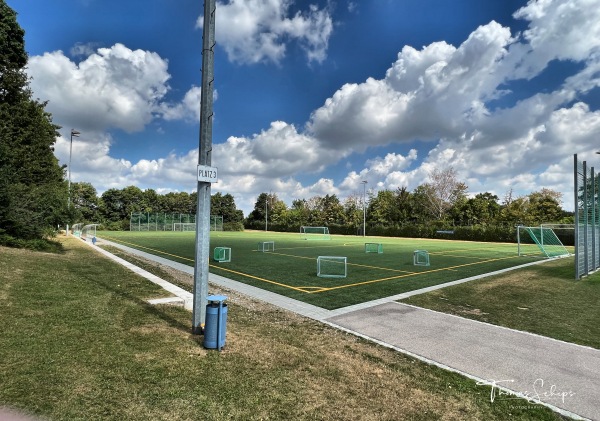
<box><xmin>326</xmin><ymin>302</ymin><xmax>600</xmax><ymax>420</ymax></box>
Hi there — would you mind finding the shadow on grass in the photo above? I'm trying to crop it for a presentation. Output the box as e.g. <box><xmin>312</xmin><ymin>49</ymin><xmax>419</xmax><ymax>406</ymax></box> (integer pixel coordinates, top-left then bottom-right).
<box><xmin>90</xmin><ymin>273</ymin><xmax>193</xmax><ymax>335</ymax></box>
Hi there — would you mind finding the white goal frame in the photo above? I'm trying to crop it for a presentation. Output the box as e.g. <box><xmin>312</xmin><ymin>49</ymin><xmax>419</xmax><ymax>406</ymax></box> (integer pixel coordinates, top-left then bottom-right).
<box><xmin>365</xmin><ymin>243</ymin><xmax>383</xmax><ymax>254</ymax></box>
<box><xmin>213</xmin><ymin>247</ymin><xmax>231</xmax><ymax>262</ymax></box>
<box><xmin>173</xmin><ymin>222</ymin><xmax>196</xmax><ymax>232</ymax></box>
<box><xmin>317</xmin><ymin>256</ymin><xmax>347</xmax><ymax>278</ymax></box>
<box><xmin>258</xmin><ymin>241</ymin><xmax>275</xmax><ymax>252</ymax></box>
<box><xmin>413</xmin><ymin>250</ymin><xmax>430</xmax><ymax>266</ymax></box>
<box><xmin>301</xmin><ymin>226</ymin><xmax>331</xmax><ymax>240</ymax></box>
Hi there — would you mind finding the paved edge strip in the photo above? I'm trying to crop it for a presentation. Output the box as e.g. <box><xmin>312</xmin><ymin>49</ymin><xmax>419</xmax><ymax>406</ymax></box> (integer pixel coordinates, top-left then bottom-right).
<box><xmin>85</xmin><ymin>238</ymin><xmax>193</xmax><ymax>310</ymax></box>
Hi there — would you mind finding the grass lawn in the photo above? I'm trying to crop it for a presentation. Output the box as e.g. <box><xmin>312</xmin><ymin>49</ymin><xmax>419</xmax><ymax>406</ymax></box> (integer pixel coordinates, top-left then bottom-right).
<box><xmin>0</xmin><ymin>238</ymin><xmax>568</xmax><ymax>420</ymax></box>
<box><xmin>97</xmin><ymin>230</ymin><xmax>549</xmax><ymax>310</ymax></box>
<box><xmin>401</xmin><ymin>256</ymin><xmax>600</xmax><ymax>350</ymax></box>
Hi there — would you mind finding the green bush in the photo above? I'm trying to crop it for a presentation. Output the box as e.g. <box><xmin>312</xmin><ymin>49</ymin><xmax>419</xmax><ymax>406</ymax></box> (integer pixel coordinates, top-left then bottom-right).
<box><xmin>0</xmin><ymin>233</ymin><xmax>63</xmax><ymax>252</ymax></box>
<box><xmin>223</xmin><ymin>221</ymin><xmax>244</xmax><ymax>231</ymax></box>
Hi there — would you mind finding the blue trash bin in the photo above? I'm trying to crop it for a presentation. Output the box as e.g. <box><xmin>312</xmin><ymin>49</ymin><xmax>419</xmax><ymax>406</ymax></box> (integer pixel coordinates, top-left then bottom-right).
<box><xmin>203</xmin><ymin>295</ymin><xmax>228</xmax><ymax>350</ymax></box>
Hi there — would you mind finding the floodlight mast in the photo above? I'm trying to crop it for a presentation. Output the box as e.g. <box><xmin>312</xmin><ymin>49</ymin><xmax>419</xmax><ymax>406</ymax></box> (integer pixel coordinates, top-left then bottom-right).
<box><xmin>361</xmin><ymin>180</ymin><xmax>368</xmax><ymax>237</ymax></box>
<box><xmin>192</xmin><ymin>0</ymin><xmax>216</xmax><ymax>335</ymax></box>
<box><xmin>66</xmin><ymin>129</ymin><xmax>80</xmax><ymax>236</ymax></box>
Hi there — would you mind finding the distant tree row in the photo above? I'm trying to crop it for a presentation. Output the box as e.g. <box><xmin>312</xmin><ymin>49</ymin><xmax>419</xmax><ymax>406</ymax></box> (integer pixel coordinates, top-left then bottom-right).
<box><xmin>245</xmin><ymin>168</ymin><xmax>572</xmax><ymax>241</ymax></box>
<box><xmin>71</xmin><ymin>183</ymin><xmax>243</xmax><ymax>230</ymax></box>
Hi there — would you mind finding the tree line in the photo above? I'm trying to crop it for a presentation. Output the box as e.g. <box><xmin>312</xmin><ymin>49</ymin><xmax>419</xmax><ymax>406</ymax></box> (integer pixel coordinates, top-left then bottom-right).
<box><xmin>245</xmin><ymin>168</ymin><xmax>572</xmax><ymax>243</ymax></box>
<box><xmin>70</xmin><ymin>183</ymin><xmax>244</xmax><ymax>231</ymax></box>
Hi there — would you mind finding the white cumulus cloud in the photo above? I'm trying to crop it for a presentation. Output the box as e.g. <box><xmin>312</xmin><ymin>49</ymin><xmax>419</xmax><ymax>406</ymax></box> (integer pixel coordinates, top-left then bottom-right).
<box><xmin>198</xmin><ymin>0</ymin><xmax>333</xmax><ymax>64</ymax></box>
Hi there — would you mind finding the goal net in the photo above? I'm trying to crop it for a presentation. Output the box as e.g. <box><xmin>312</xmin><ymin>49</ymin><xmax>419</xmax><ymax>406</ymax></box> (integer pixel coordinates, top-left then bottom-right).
<box><xmin>211</xmin><ymin>215</ymin><xmax>223</xmax><ymax>231</ymax></box>
<box><xmin>365</xmin><ymin>243</ymin><xmax>383</xmax><ymax>254</ymax></box>
<box><xmin>173</xmin><ymin>223</ymin><xmax>196</xmax><ymax>232</ymax></box>
<box><xmin>301</xmin><ymin>226</ymin><xmax>331</xmax><ymax>240</ymax></box>
<box><xmin>317</xmin><ymin>256</ymin><xmax>347</xmax><ymax>278</ymax></box>
<box><xmin>213</xmin><ymin>247</ymin><xmax>231</xmax><ymax>262</ymax></box>
<box><xmin>413</xmin><ymin>250</ymin><xmax>430</xmax><ymax>266</ymax></box>
<box><xmin>518</xmin><ymin>226</ymin><xmax>570</xmax><ymax>258</ymax></box>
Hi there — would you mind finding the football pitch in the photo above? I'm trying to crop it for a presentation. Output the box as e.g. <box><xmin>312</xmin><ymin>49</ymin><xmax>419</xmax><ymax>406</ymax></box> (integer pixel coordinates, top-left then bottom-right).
<box><xmin>98</xmin><ymin>230</ymin><xmax>550</xmax><ymax>310</ymax></box>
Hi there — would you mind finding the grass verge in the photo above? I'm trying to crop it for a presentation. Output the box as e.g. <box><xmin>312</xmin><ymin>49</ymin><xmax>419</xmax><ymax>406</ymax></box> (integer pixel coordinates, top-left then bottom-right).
<box><xmin>0</xmin><ymin>238</ymin><xmax>568</xmax><ymax>420</ymax></box>
<box><xmin>401</xmin><ymin>257</ymin><xmax>600</xmax><ymax>349</ymax></box>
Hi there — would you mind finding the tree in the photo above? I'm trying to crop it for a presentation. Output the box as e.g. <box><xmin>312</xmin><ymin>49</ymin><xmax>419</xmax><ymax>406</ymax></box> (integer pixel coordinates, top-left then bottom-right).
<box><xmin>527</xmin><ymin>189</ymin><xmax>563</xmax><ymax>224</ymax></box>
<box><xmin>343</xmin><ymin>194</ymin><xmax>362</xmax><ymax>227</ymax></box>
<box><xmin>394</xmin><ymin>186</ymin><xmax>413</xmax><ymax>224</ymax></box>
<box><xmin>367</xmin><ymin>189</ymin><xmax>397</xmax><ymax>225</ymax></box>
<box><xmin>451</xmin><ymin>192</ymin><xmax>500</xmax><ymax>225</ymax></box>
<box><xmin>246</xmin><ymin>192</ymin><xmax>270</xmax><ymax>227</ymax></box>
<box><xmin>0</xmin><ymin>1</ymin><xmax>67</xmax><ymax>241</ymax></box>
<box><xmin>316</xmin><ymin>194</ymin><xmax>345</xmax><ymax>225</ymax></box>
<box><xmin>421</xmin><ymin>167</ymin><xmax>468</xmax><ymax>220</ymax></box>
<box><xmin>211</xmin><ymin>192</ymin><xmax>243</xmax><ymax>223</ymax></box>
<box><xmin>71</xmin><ymin>182</ymin><xmax>100</xmax><ymax>222</ymax></box>
<box><xmin>288</xmin><ymin>198</ymin><xmax>310</xmax><ymax>226</ymax></box>
<box><xmin>162</xmin><ymin>191</ymin><xmax>194</xmax><ymax>214</ymax></box>
<box><xmin>246</xmin><ymin>192</ymin><xmax>286</xmax><ymax>227</ymax></box>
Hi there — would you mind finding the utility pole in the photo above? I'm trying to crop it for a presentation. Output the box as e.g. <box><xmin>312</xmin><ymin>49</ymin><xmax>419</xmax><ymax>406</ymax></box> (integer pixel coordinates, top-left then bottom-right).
<box><xmin>192</xmin><ymin>0</ymin><xmax>216</xmax><ymax>335</ymax></box>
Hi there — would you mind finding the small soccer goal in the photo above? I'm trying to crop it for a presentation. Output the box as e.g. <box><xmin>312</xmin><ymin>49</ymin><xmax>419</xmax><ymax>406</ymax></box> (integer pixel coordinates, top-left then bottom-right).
<box><xmin>413</xmin><ymin>250</ymin><xmax>430</xmax><ymax>266</ymax></box>
<box><xmin>301</xmin><ymin>226</ymin><xmax>331</xmax><ymax>240</ymax></box>
<box><xmin>173</xmin><ymin>222</ymin><xmax>196</xmax><ymax>232</ymax></box>
<box><xmin>258</xmin><ymin>241</ymin><xmax>275</xmax><ymax>252</ymax></box>
<box><xmin>213</xmin><ymin>247</ymin><xmax>231</xmax><ymax>262</ymax></box>
<box><xmin>365</xmin><ymin>243</ymin><xmax>383</xmax><ymax>254</ymax></box>
<box><xmin>317</xmin><ymin>256</ymin><xmax>347</xmax><ymax>278</ymax></box>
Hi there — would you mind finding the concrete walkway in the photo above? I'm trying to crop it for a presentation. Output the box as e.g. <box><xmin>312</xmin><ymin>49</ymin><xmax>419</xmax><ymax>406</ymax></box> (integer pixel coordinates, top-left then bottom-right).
<box><xmin>94</xmin><ymin>237</ymin><xmax>599</xmax><ymax>420</ymax></box>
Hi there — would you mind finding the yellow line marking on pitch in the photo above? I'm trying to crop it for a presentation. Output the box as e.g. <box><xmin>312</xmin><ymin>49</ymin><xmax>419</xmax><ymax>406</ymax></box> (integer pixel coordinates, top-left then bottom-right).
<box><xmin>210</xmin><ymin>265</ymin><xmax>315</xmax><ymax>293</ymax></box>
<box><xmin>267</xmin><ymin>251</ymin><xmax>415</xmax><ymax>274</ymax></box>
<box><xmin>310</xmin><ymin>254</ymin><xmax>523</xmax><ymax>293</ymax></box>
<box><xmin>101</xmin><ymin>236</ymin><xmax>318</xmax><ymax>293</ymax></box>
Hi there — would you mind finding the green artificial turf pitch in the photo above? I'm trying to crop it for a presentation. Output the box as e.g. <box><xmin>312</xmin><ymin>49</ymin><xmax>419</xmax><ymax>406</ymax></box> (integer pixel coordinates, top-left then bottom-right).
<box><xmin>98</xmin><ymin>230</ymin><xmax>551</xmax><ymax>310</ymax></box>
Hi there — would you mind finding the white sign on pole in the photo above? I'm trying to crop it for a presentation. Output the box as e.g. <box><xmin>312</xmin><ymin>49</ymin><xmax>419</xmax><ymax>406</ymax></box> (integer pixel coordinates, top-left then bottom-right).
<box><xmin>197</xmin><ymin>165</ymin><xmax>218</xmax><ymax>183</ymax></box>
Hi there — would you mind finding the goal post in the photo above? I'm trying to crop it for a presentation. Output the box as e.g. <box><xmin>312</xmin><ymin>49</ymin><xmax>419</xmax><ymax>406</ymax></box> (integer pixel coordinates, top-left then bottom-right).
<box><xmin>258</xmin><ymin>241</ymin><xmax>275</xmax><ymax>252</ymax></box>
<box><xmin>173</xmin><ymin>222</ymin><xmax>197</xmax><ymax>231</ymax></box>
<box><xmin>213</xmin><ymin>247</ymin><xmax>231</xmax><ymax>262</ymax></box>
<box><xmin>210</xmin><ymin>215</ymin><xmax>223</xmax><ymax>231</ymax></box>
<box><xmin>301</xmin><ymin>226</ymin><xmax>331</xmax><ymax>240</ymax></box>
<box><xmin>317</xmin><ymin>256</ymin><xmax>347</xmax><ymax>278</ymax></box>
<box><xmin>413</xmin><ymin>250</ymin><xmax>430</xmax><ymax>266</ymax></box>
<box><xmin>365</xmin><ymin>243</ymin><xmax>383</xmax><ymax>254</ymax></box>
<box><xmin>517</xmin><ymin>225</ymin><xmax>570</xmax><ymax>258</ymax></box>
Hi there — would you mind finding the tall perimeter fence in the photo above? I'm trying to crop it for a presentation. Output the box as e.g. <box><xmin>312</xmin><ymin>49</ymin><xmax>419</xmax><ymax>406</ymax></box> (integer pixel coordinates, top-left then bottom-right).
<box><xmin>574</xmin><ymin>154</ymin><xmax>600</xmax><ymax>279</ymax></box>
<box><xmin>129</xmin><ymin>213</ymin><xmax>223</xmax><ymax>232</ymax></box>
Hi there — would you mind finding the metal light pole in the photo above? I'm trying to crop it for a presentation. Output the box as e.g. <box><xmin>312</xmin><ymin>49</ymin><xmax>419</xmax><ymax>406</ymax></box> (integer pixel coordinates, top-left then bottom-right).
<box><xmin>265</xmin><ymin>194</ymin><xmax>268</xmax><ymax>232</ymax></box>
<box><xmin>192</xmin><ymin>0</ymin><xmax>216</xmax><ymax>335</ymax></box>
<box><xmin>361</xmin><ymin>180</ymin><xmax>368</xmax><ymax>237</ymax></box>
<box><xmin>66</xmin><ymin>129</ymin><xmax>80</xmax><ymax>236</ymax></box>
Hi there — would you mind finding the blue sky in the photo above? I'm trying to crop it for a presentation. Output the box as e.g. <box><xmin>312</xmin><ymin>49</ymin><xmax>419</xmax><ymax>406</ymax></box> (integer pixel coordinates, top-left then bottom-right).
<box><xmin>8</xmin><ymin>0</ymin><xmax>600</xmax><ymax>215</ymax></box>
